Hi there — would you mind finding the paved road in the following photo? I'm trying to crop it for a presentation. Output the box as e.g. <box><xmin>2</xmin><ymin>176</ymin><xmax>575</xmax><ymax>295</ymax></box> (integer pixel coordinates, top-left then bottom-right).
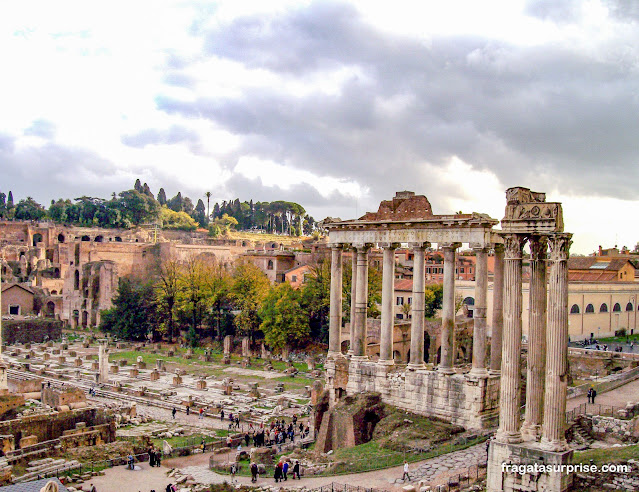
<box><xmin>567</xmin><ymin>377</ymin><xmax>639</xmax><ymax>411</ymax></box>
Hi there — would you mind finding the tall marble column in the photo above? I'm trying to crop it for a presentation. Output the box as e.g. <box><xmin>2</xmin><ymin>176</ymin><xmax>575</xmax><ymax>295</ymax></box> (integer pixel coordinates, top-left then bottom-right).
<box><xmin>328</xmin><ymin>245</ymin><xmax>344</xmax><ymax>359</ymax></box>
<box><xmin>470</xmin><ymin>246</ymin><xmax>489</xmax><ymax>377</ymax></box>
<box><xmin>348</xmin><ymin>249</ymin><xmax>357</xmax><ymax>356</ymax></box>
<box><xmin>408</xmin><ymin>242</ymin><xmax>428</xmax><ymax>370</ymax></box>
<box><xmin>522</xmin><ymin>236</ymin><xmax>548</xmax><ymax>441</ymax></box>
<box><xmin>352</xmin><ymin>244</ymin><xmax>370</xmax><ymax>359</ymax></box>
<box><xmin>439</xmin><ymin>243</ymin><xmax>460</xmax><ymax>374</ymax></box>
<box><xmin>379</xmin><ymin>243</ymin><xmax>399</xmax><ymax>365</ymax></box>
<box><xmin>541</xmin><ymin>233</ymin><xmax>572</xmax><ymax>451</ymax></box>
<box><xmin>490</xmin><ymin>244</ymin><xmax>504</xmax><ymax>374</ymax></box>
<box><xmin>495</xmin><ymin>234</ymin><xmax>526</xmax><ymax>444</ymax></box>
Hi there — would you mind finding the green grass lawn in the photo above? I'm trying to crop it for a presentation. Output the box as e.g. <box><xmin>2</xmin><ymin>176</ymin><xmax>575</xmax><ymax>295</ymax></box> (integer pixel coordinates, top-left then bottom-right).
<box><xmin>573</xmin><ymin>445</ymin><xmax>639</xmax><ymax>466</ymax></box>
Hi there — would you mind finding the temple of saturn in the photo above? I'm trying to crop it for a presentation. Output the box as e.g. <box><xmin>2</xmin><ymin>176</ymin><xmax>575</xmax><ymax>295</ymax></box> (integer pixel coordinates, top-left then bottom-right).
<box><xmin>324</xmin><ymin>188</ymin><xmax>574</xmax><ymax>492</ymax></box>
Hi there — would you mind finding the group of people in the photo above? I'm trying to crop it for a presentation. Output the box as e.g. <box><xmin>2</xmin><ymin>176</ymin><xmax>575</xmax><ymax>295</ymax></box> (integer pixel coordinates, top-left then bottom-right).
<box><xmin>273</xmin><ymin>459</ymin><xmax>301</xmax><ymax>482</ymax></box>
<box><xmin>148</xmin><ymin>447</ymin><xmax>162</xmax><ymax>467</ymax></box>
<box><xmin>237</xmin><ymin>419</ymin><xmax>309</xmax><ymax>448</ymax></box>
<box><xmin>587</xmin><ymin>387</ymin><xmax>598</xmax><ymax>404</ymax></box>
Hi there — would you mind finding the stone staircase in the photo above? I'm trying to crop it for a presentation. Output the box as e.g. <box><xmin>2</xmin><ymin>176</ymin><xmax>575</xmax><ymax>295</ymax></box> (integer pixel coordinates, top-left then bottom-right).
<box><xmin>570</xmin><ymin>418</ymin><xmax>594</xmax><ymax>450</ymax></box>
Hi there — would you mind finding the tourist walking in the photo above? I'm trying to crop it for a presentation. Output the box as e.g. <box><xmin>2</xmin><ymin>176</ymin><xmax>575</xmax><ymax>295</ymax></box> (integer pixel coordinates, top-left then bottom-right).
<box><xmin>292</xmin><ymin>460</ymin><xmax>301</xmax><ymax>479</ymax></box>
<box><xmin>186</xmin><ymin>406</ymin><xmax>190</xmax><ymax>416</ymax></box>
<box><xmin>199</xmin><ymin>407</ymin><xmax>204</xmax><ymax>420</ymax></box>
<box><xmin>282</xmin><ymin>460</ymin><xmax>289</xmax><ymax>481</ymax></box>
<box><xmin>402</xmin><ymin>461</ymin><xmax>410</xmax><ymax>481</ymax></box>
<box><xmin>171</xmin><ymin>407</ymin><xmax>176</xmax><ymax>419</ymax></box>
<box><xmin>250</xmin><ymin>462</ymin><xmax>258</xmax><ymax>483</ymax></box>
<box><xmin>220</xmin><ymin>409</ymin><xmax>224</xmax><ymax>421</ymax></box>
<box><xmin>587</xmin><ymin>387</ymin><xmax>593</xmax><ymax>404</ymax></box>
<box><xmin>149</xmin><ymin>447</ymin><xmax>155</xmax><ymax>467</ymax></box>
<box><xmin>591</xmin><ymin>388</ymin><xmax>597</xmax><ymax>403</ymax></box>
<box><xmin>89</xmin><ymin>484</ymin><xmax>96</xmax><ymax>492</ymax></box>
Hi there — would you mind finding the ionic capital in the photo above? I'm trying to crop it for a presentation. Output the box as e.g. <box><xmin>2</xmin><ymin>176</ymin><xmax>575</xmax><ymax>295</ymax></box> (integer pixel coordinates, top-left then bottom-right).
<box><xmin>529</xmin><ymin>235</ymin><xmax>549</xmax><ymax>261</ymax></box>
<box><xmin>548</xmin><ymin>233</ymin><xmax>572</xmax><ymax>261</ymax></box>
<box><xmin>352</xmin><ymin>243</ymin><xmax>373</xmax><ymax>252</ymax></box>
<box><xmin>408</xmin><ymin>241</ymin><xmax>430</xmax><ymax>250</ymax></box>
<box><xmin>440</xmin><ymin>242</ymin><xmax>462</xmax><ymax>251</ymax></box>
<box><xmin>379</xmin><ymin>242</ymin><xmax>401</xmax><ymax>250</ymax></box>
<box><xmin>502</xmin><ymin>234</ymin><xmax>526</xmax><ymax>260</ymax></box>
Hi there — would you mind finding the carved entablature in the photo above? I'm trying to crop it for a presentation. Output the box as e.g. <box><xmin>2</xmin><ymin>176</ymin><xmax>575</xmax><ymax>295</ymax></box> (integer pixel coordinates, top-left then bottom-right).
<box><xmin>360</xmin><ymin>191</ymin><xmax>434</xmax><ymax>221</ymax></box>
<box><xmin>501</xmin><ymin>187</ymin><xmax>564</xmax><ymax>234</ymax></box>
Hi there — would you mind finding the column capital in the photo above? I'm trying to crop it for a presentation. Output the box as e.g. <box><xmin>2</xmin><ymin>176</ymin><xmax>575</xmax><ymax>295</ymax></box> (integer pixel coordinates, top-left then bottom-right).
<box><xmin>493</xmin><ymin>243</ymin><xmax>505</xmax><ymax>254</ymax></box>
<box><xmin>548</xmin><ymin>233</ymin><xmax>572</xmax><ymax>261</ymax></box>
<box><xmin>529</xmin><ymin>235</ymin><xmax>548</xmax><ymax>261</ymax></box>
<box><xmin>502</xmin><ymin>234</ymin><xmax>526</xmax><ymax>260</ymax></box>
<box><xmin>470</xmin><ymin>243</ymin><xmax>490</xmax><ymax>253</ymax></box>
<box><xmin>353</xmin><ymin>243</ymin><xmax>373</xmax><ymax>252</ymax></box>
<box><xmin>329</xmin><ymin>243</ymin><xmax>346</xmax><ymax>250</ymax></box>
<box><xmin>440</xmin><ymin>242</ymin><xmax>462</xmax><ymax>250</ymax></box>
<box><xmin>408</xmin><ymin>241</ymin><xmax>430</xmax><ymax>250</ymax></box>
<box><xmin>379</xmin><ymin>242</ymin><xmax>401</xmax><ymax>250</ymax></box>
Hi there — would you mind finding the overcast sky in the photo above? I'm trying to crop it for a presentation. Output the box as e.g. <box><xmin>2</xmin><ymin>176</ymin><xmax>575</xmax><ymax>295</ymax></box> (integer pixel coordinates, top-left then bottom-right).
<box><xmin>2</xmin><ymin>0</ymin><xmax>638</xmax><ymax>253</ymax></box>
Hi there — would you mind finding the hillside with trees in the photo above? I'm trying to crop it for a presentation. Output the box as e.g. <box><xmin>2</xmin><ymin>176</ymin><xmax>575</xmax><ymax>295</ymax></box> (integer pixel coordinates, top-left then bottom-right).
<box><xmin>0</xmin><ymin>180</ymin><xmax>317</xmax><ymax>235</ymax></box>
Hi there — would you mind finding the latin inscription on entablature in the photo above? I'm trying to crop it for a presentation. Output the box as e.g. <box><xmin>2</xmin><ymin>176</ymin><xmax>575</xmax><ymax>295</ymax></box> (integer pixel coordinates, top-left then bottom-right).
<box><xmin>329</xmin><ymin>228</ymin><xmax>491</xmax><ymax>246</ymax></box>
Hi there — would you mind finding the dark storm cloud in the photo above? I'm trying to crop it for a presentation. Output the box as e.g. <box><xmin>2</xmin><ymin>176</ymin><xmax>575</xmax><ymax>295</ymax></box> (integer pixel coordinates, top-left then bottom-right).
<box><xmin>158</xmin><ymin>0</ymin><xmax>639</xmax><ymax>204</ymax></box>
<box><xmin>0</xmin><ymin>132</ymin><xmax>131</xmax><ymax>204</ymax></box>
<box><xmin>24</xmin><ymin>119</ymin><xmax>56</xmax><ymax>139</ymax></box>
<box><xmin>121</xmin><ymin>125</ymin><xmax>200</xmax><ymax>148</ymax></box>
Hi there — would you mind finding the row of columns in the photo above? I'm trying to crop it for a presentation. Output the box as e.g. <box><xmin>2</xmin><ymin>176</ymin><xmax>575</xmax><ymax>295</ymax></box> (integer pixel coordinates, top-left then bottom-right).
<box><xmin>495</xmin><ymin>233</ymin><xmax>572</xmax><ymax>452</ymax></box>
<box><xmin>328</xmin><ymin>241</ymin><xmax>503</xmax><ymax>377</ymax></box>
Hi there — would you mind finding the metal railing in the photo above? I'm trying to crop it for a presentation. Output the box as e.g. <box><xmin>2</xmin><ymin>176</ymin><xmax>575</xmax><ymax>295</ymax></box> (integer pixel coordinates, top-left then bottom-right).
<box><xmin>566</xmin><ymin>402</ymin><xmax>626</xmax><ymax>422</ymax></box>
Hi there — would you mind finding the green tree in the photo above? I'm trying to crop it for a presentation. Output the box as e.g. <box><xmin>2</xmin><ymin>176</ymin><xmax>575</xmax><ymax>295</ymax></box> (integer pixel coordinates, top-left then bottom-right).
<box><xmin>116</xmin><ymin>190</ymin><xmax>160</xmax><ymax>226</ymax></box>
<box><xmin>157</xmin><ymin>188</ymin><xmax>167</xmax><ymax>205</ymax></box>
<box><xmin>193</xmin><ymin>199</ymin><xmax>207</xmax><ymax>226</ymax></box>
<box><xmin>260</xmin><ymin>283</ymin><xmax>310</xmax><ymax>351</ymax></box>
<box><xmin>300</xmin><ymin>261</ymin><xmax>332</xmax><ymax>343</ymax></box>
<box><xmin>160</xmin><ymin>206</ymin><xmax>199</xmax><ymax>230</ymax></box>
<box><xmin>155</xmin><ymin>259</ymin><xmax>181</xmax><ymax>342</ymax></box>
<box><xmin>100</xmin><ymin>278</ymin><xmax>156</xmax><ymax>340</ymax></box>
<box><xmin>424</xmin><ymin>284</ymin><xmax>444</xmax><ymax>318</ymax></box>
<box><xmin>14</xmin><ymin>197</ymin><xmax>46</xmax><ymax>221</ymax></box>
<box><xmin>230</xmin><ymin>261</ymin><xmax>270</xmax><ymax>341</ymax></box>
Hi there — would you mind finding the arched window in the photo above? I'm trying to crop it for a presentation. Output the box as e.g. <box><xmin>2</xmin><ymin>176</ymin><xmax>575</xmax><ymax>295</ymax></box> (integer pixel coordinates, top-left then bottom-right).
<box><xmin>81</xmin><ymin>235</ymin><xmax>90</xmax><ymax>241</ymax></box>
<box><xmin>32</xmin><ymin>233</ymin><xmax>43</xmax><ymax>247</ymax></box>
<box><xmin>585</xmin><ymin>304</ymin><xmax>594</xmax><ymax>313</ymax></box>
<box><xmin>50</xmin><ymin>290</ymin><xmax>58</xmax><ymax>295</ymax></box>
<box><xmin>463</xmin><ymin>297</ymin><xmax>475</xmax><ymax>306</ymax></box>
<box><xmin>57</xmin><ymin>234</ymin><xmax>65</xmax><ymax>243</ymax></box>
<box><xmin>627</xmin><ymin>303</ymin><xmax>634</xmax><ymax>311</ymax></box>
<box><xmin>267</xmin><ymin>260</ymin><xmax>274</xmax><ymax>270</ymax></box>
<box><xmin>94</xmin><ymin>235</ymin><xmax>103</xmax><ymax>242</ymax></box>
<box><xmin>114</xmin><ymin>236</ymin><xmax>122</xmax><ymax>242</ymax></box>
<box><xmin>600</xmin><ymin>303</ymin><xmax>608</xmax><ymax>313</ymax></box>
<box><xmin>613</xmin><ymin>303</ymin><xmax>621</xmax><ymax>312</ymax></box>
<box><xmin>570</xmin><ymin>304</ymin><xmax>580</xmax><ymax>314</ymax></box>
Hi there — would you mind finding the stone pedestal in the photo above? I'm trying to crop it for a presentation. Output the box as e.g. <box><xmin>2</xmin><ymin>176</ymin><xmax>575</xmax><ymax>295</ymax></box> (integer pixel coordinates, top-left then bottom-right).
<box><xmin>196</xmin><ymin>379</ymin><xmax>207</xmax><ymax>390</ymax></box>
<box><xmin>91</xmin><ymin>362</ymin><xmax>99</xmax><ymax>371</ymax></box>
<box><xmin>129</xmin><ymin>368</ymin><xmax>139</xmax><ymax>378</ymax></box>
<box><xmin>110</xmin><ymin>365</ymin><xmax>119</xmax><ymax>374</ymax></box>
<box><xmin>119</xmin><ymin>360</ymin><xmax>127</xmax><ymax>367</ymax></box>
<box><xmin>43</xmin><ymin>353</ymin><xmax>50</xmax><ymax>361</ymax></box>
<box><xmin>486</xmin><ymin>441</ymin><xmax>573</xmax><ymax>492</ymax></box>
<box><xmin>74</xmin><ymin>358</ymin><xmax>83</xmax><ymax>367</ymax></box>
<box><xmin>68</xmin><ymin>350</ymin><xmax>77</xmax><ymax>357</ymax></box>
<box><xmin>52</xmin><ymin>349</ymin><xmax>60</xmax><ymax>355</ymax></box>
<box><xmin>172</xmin><ymin>375</ymin><xmax>182</xmax><ymax>387</ymax></box>
<box><xmin>57</xmin><ymin>356</ymin><xmax>66</xmax><ymax>364</ymax></box>
<box><xmin>150</xmin><ymin>370</ymin><xmax>160</xmax><ymax>381</ymax></box>
<box><xmin>223</xmin><ymin>355</ymin><xmax>231</xmax><ymax>365</ymax></box>
<box><xmin>156</xmin><ymin>359</ymin><xmax>165</xmax><ymax>371</ymax></box>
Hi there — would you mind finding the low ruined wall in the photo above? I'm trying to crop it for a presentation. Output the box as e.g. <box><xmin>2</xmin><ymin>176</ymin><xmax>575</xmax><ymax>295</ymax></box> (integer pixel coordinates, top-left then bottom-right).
<box><xmin>0</xmin><ymin>407</ymin><xmax>114</xmax><ymax>446</ymax></box>
<box><xmin>3</xmin><ymin>319</ymin><xmax>62</xmax><ymax>344</ymax></box>
<box><xmin>41</xmin><ymin>386</ymin><xmax>86</xmax><ymax>408</ymax></box>
<box><xmin>591</xmin><ymin>415</ymin><xmax>639</xmax><ymax>440</ymax></box>
<box><xmin>332</xmin><ymin>360</ymin><xmax>499</xmax><ymax>429</ymax></box>
<box><xmin>8</xmin><ymin>378</ymin><xmax>41</xmax><ymax>395</ymax></box>
<box><xmin>568</xmin><ymin>347</ymin><xmax>639</xmax><ymax>379</ymax></box>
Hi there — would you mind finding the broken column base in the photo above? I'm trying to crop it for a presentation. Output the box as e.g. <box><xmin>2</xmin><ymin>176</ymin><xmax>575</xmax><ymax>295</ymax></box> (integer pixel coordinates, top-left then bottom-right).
<box><xmin>222</xmin><ymin>355</ymin><xmax>231</xmax><ymax>365</ymax></box>
<box><xmin>486</xmin><ymin>440</ymin><xmax>573</xmax><ymax>492</ymax></box>
<box><xmin>196</xmin><ymin>380</ymin><xmax>207</xmax><ymax>390</ymax></box>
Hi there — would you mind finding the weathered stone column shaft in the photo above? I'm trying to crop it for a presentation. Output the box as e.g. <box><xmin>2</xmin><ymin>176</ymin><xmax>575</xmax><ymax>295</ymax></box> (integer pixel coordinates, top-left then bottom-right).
<box><xmin>348</xmin><ymin>250</ymin><xmax>357</xmax><ymax>355</ymax></box>
<box><xmin>496</xmin><ymin>234</ymin><xmax>525</xmax><ymax>444</ymax></box>
<box><xmin>522</xmin><ymin>236</ymin><xmax>548</xmax><ymax>441</ymax></box>
<box><xmin>541</xmin><ymin>234</ymin><xmax>572</xmax><ymax>451</ymax></box>
<box><xmin>439</xmin><ymin>243</ymin><xmax>459</xmax><ymax>374</ymax></box>
<box><xmin>470</xmin><ymin>246</ymin><xmax>488</xmax><ymax>376</ymax></box>
<box><xmin>352</xmin><ymin>245</ymin><xmax>370</xmax><ymax>358</ymax></box>
<box><xmin>379</xmin><ymin>244</ymin><xmax>397</xmax><ymax>364</ymax></box>
<box><xmin>409</xmin><ymin>244</ymin><xmax>426</xmax><ymax>369</ymax></box>
<box><xmin>490</xmin><ymin>244</ymin><xmax>504</xmax><ymax>374</ymax></box>
<box><xmin>328</xmin><ymin>246</ymin><xmax>343</xmax><ymax>357</ymax></box>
